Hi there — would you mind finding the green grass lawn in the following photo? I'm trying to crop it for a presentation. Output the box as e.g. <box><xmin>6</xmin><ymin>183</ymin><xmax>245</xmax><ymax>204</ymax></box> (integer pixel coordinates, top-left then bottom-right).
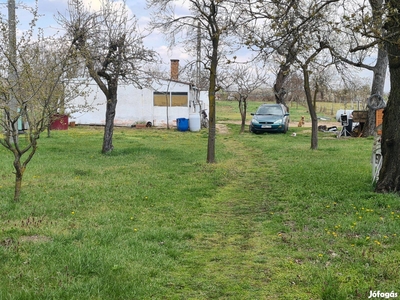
<box><xmin>0</xmin><ymin>102</ymin><xmax>399</xmax><ymax>299</ymax></box>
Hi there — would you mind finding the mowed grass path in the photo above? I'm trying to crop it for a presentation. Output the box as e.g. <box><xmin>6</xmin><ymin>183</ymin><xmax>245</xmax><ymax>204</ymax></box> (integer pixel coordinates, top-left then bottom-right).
<box><xmin>0</xmin><ymin>115</ymin><xmax>399</xmax><ymax>299</ymax></box>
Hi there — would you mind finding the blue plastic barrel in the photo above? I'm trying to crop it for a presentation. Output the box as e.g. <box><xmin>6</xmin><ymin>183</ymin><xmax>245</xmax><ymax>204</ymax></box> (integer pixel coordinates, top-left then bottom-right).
<box><xmin>176</xmin><ymin>118</ymin><xmax>189</xmax><ymax>131</ymax></box>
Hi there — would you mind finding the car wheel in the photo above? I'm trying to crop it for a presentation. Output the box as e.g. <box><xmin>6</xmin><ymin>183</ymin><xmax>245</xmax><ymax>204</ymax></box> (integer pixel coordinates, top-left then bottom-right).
<box><xmin>283</xmin><ymin>122</ymin><xmax>289</xmax><ymax>133</ymax></box>
<box><xmin>250</xmin><ymin>125</ymin><xmax>259</xmax><ymax>134</ymax></box>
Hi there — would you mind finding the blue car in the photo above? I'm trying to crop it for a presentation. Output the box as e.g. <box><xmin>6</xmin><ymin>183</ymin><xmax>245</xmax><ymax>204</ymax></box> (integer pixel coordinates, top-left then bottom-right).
<box><xmin>249</xmin><ymin>104</ymin><xmax>290</xmax><ymax>134</ymax></box>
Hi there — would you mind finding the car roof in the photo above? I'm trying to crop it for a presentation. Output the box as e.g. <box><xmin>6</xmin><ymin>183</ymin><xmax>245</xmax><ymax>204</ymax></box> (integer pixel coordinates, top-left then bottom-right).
<box><xmin>255</xmin><ymin>104</ymin><xmax>288</xmax><ymax>114</ymax></box>
<box><xmin>257</xmin><ymin>104</ymin><xmax>285</xmax><ymax>110</ymax></box>
<box><xmin>259</xmin><ymin>104</ymin><xmax>282</xmax><ymax>107</ymax></box>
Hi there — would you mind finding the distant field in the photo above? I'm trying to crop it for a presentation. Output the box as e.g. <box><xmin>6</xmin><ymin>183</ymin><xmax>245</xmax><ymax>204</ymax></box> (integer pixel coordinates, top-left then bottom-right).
<box><xmin>216</xmin><ymin>100</ymin><xmax>355</xmax><ymax>126</ymax></box>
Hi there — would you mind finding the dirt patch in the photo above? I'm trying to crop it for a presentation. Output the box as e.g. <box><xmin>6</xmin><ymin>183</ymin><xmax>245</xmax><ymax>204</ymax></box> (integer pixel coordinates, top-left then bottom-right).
<box><xmin>0</xmin><ymin>238</ymin><xmax>14</xmax><ymax>247</ymax></box>
<box><xmin>216</xmin><ymin>123</ymin><xmax>229</xmax><ymax>134</ymax></box>
<box><xmin>19</xmin><ymin>235</ymin><xmax>52</xmax><ymax>243</ymax></box>
<box><xmin>290</xmin><ymin>121</ymin><xmax>339</xmax><ymax>128</ymax></box>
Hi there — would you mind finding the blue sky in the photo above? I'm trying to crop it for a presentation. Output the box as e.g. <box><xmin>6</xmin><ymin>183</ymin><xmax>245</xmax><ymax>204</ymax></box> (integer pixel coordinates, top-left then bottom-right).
<box><xmin>9</xmin><ymin>0</ymin><xmax>189</xmax><ymax>68</ymax></box>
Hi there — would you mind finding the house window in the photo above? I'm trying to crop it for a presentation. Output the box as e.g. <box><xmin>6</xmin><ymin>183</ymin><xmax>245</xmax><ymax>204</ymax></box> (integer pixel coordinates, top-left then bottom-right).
<box><xmin>171</xmin><ymin>92</ymin><xmax>188</xmax><ymax>107</ymax></box>
<box><xmin>154</xmin><ymin>92</ymin><xmax>188</xmax><ymax>107</ymax></box>
<box><xmin>154</xmin><ymin>92</ymin><xmax>170</xmax><ymax>106</ymax></box>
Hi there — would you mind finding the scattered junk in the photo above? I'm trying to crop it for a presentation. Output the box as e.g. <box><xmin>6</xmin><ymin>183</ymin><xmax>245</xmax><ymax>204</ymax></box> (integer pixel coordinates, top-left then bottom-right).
<box><xmin>131</xmin><ymin>121</ymin><xmax>152</xmax><ymax>128</ymax></box>
<box><xmin>188</xmin><ymin>98</ymin><xmax>205</xmax><ymax>132</ymax></box>
<box><xmin>351</xmin><ymin>110</ymin><xmax>368</xmax><ymax>136</ymax></box>
<box><xmin>333</xmin><ymin>94</ymin><xmax>386</xmax><ymax>183</ymax></box>
<box><xmin>177</xmin><ymin>99</ymin><xmax>206</xmax><ymax>132</ymax></box>
<box><xmin>368</xmin><ymin>93</ymin><xmax>385</xmax><ymax>184</ymax></box>
<box><xmin>201</xmin><ymin>109</ymin><xmax>208</xmax><ymax>129</ymax></box>
<box><xmin>318</xmin><ymin>125</ymin><xmax>338</xmax><ymax>132</ymax></box>
<box><xmin>322</xmin><ymin>110</ymin><xmax>354</xmax><ymax>137</ymax></box>
<box><xmin>189</xmin><ymin>113</ymin><xmax>201</xmax><ymax>131</ymax></box>
<box><xmin>176</xmin><ymin>118</ymin><xmax>189</xmax><ymax>132</ymax></box>
<box><xmin>50</xmin><ymin>114</ymin><xmax>69</xmax><ymax>130</ymax></box>
<box><xmin>335</xmin><ymin>109</ymin><xmax>354</xmax><ymax>122</ymax></box>
<box><xmin>339</xmin><ymin>113</ymin><xmax>353</xmax><ymax>137</ymax></box>
<box><xmin>332</xmin><ymin>94</ymin><xmax>386</xmax><ymax>138</ymax></box>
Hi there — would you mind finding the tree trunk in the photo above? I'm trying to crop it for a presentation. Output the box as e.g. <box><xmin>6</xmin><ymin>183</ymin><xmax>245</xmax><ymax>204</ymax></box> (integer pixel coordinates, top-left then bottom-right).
<box><xmin>14</xmin><ymin>171</ymin><xmax>23</xmax><ymax>202</ymax></box>
<box><xmin>206</xmin><ymin>36</ymin><xmax>219</xmax><ymax>164</ymax></box>
<box><xmin>207</xmin><ymin>77</ymin><xmax>216</xmax><ymax>163</ymax></box>
<box><xmin>313</xmin><ymin>81</ymin><xmax>319</xmax><ymax>111</ymax></box>
<box><xmin>375</xmin><ymin>24</ymin><xmax>400</xmax><ymax>192</ymax></box>
<box><xmin>239</xmin><ymin>97</ymin><xmax>247</xmax><ymax>134</ymax></box>
<box><xmin>302</xmin><ymin>65</ymin><xmax>318</xmax><ymax>150</ymax></box>
<box><xmin>361</xmin><ymin>0</ymin><xmax>387</xmax><ymax>137</ymax></box>
<box><xmin>274</xmin><ymin>64</ymin><xmax>289</xmax><ymax>107</ymax></box>
<box><xmin>13</xmin><ymin>159</ymin><xmax>25</xmax><ymax>202</ymax></box>
<box><xmin>363</xmin><ymin>45</ymin><xmax>388</xmax><ymax>137</ymax></box>
<box><xmin>274</xmin><ymin>47</ymin><xmax>295</xmax><ymax>112</ymax></box>
<box><xmin>102</xmin><ymin>83</ymin><xmax>118</xmax><ymax>153</ymax></box>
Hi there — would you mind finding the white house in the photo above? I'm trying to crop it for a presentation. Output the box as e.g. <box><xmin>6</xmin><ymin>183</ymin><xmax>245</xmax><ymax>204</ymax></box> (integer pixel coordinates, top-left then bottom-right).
<box><xmin>69</xmin><ymin>60</ymin><xmax>209</xmax><ymax>128</ymax></box>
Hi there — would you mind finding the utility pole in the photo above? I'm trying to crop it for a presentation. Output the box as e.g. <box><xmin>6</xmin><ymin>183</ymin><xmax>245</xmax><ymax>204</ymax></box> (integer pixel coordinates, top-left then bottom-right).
<box><xmin>8</xmin><ymin>0</ymin><xmax>18</xmax><ymax>143</ymax></box>
<box><xmin>196</xmin><ymin>21</ymin><xmax>201</xmax><ymax>89</ymax></box>
<box><xmin>196</xmin><ymin>21</ymin><xmax>201</xmax><ymax>109</ymax></box>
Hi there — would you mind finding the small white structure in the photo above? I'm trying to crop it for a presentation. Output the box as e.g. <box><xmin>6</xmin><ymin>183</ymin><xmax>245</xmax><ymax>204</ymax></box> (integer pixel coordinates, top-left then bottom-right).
<box><xmin>69</xmin><ymin>60</ymin><xmax>208</xmax><ymax>128</ymax></box>
<box><xmin>335</xmin><ymin>109</ymin><xmax>354</xmax><ymax>122</ymax></box>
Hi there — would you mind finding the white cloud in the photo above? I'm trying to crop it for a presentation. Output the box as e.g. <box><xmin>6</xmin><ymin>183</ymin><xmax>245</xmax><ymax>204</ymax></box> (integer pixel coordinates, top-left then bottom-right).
<box><xmin>81</xmin><ymin>0</ymin><xmax>102</xmax><ymax>12</ymax></box>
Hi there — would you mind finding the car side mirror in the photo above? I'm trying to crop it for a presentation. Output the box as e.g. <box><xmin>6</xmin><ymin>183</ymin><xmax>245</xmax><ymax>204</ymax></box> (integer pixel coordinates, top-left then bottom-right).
<box><xmin>251</xmin><ymin>113</ymin><xmax>255</xmax><ymax>116</ymax></box>
<box><xmin>284</xmin><ymin>113</ymin><xmax>289</xmax><ymax>116</ymax></box>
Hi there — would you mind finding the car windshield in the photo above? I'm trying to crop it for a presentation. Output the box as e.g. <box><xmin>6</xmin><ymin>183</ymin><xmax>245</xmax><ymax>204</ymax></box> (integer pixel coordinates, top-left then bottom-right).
<box><xmin>256</xmin><ymin>106</ymin><xmax>282</xmax><ymax>115</ymax></box>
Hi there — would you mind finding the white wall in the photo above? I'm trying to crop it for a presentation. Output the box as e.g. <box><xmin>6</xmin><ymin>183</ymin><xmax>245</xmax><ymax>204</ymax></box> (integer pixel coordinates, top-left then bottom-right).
<box><xmin>69</xmin><ymin>79</ymin><xmax>201</xmax><ymax>127</ymax></box>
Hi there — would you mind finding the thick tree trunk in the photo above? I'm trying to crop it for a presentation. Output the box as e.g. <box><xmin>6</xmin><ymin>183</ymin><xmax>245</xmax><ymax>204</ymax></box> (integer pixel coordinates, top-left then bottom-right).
<box><xmin>274</xmin><ymin>65</ymin><xmax>289</xmax><ymax>107</ymax></box>
<box><xmin>375</xmin><ymin>5</ymin><xmax>400</xmax><ymax>193</ymax></box>
<box><xmin>363</xmin><ymin>45</ymin><xmax>388</xmax><ymax>137</ymax></box>
<box><xmin>375</xmin><ymin>49</ymin><xmax>400</xmax><ymax>192</ymax></box>
<box><xmin>362</xmin><ymin>0</ymin><xmax>387</xmax><ymax>137</ymax></box>
<box><xmin>274</xmin><ymin>46</ymin><xmax>295</xmax><ymax>112</ymax></box>
<box><xmin>102</xmin><ymin>84</ymin><xmax>118</xmax><ymax>153</ymax></box>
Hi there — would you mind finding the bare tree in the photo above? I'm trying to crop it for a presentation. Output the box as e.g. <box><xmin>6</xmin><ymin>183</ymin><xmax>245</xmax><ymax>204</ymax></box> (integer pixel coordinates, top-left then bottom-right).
<box><xmin>0</xmin><ymin>15</ymin><xmax>86</xmax><ymax>201</ymax></box>
<box><xmin>244</xmin><ymin>0</ymin><xmax>340</xmax><ymax>149</ymax></box>
<box><xmin>220</xmin><ymin>63</ymin><xmax>269</xmax><ymax>133</ymax></box>
<box><xmin>59</xmin><ymin>0</ymin><xmax>157</xmax><ymax>153</ymax></box>
<box><xmin>147</xmin><ymin>0</ymin><xmax>241</xmax><ymax>163</ymax></box>
<box><xmin>301</xmin><ymin>51</ymin><xmax>334</xmax><ymax>149</ymax></box>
